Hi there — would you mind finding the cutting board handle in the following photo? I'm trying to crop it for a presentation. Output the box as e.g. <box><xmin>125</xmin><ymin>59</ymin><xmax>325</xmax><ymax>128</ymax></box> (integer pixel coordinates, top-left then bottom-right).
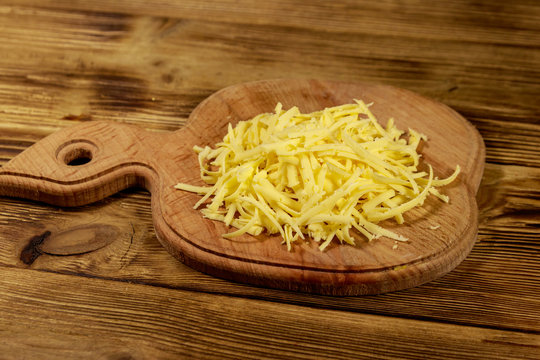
<box><xmin>0</xmin><ymin>121</ymin><xmax>163</xmax><ymax>207</ymax></box>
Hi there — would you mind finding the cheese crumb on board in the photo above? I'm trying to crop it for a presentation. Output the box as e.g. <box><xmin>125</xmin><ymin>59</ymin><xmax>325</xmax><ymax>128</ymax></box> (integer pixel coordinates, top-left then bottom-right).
<box><xmin>175</xmin><ymin>100</ymin><xmax>460</xmax><ymax>251</ymax></box>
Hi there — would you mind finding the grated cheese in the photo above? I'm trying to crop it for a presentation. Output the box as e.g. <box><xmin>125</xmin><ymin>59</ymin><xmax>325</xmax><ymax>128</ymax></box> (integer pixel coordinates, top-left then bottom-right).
<box><xmin>175</xmin><ymin>100</ymin><xmax>460</xmax><ymax>251</ymax></box>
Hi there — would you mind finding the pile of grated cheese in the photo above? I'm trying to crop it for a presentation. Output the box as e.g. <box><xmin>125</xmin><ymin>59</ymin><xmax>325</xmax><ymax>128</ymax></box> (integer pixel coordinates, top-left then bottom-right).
<box><xmin>175</xmin><ymin>100</ymin><xmax>460</xmax><ymax>251</ymax></box>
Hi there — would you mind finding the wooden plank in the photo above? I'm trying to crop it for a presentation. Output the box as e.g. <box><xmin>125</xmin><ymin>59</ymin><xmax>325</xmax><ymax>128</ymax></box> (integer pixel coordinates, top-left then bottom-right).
<box><xmin>0</xmin><ymin>267</ymin><xmax>538</xmax><ymax>360</ymax></box>
<box><xmin>0</xmin><ymin>163</ymin><xmax>538</xmax><ymax>331</ymax></box>
<box><xmin>4</xmin><ymin>1</ymin><xmax>540</xmax><ymax>46</ymax></box>
<box><xmin>0</xmin><ymin>4</ymin><xmax>537</xmax><ymax>136</ymax></box>
<box><xmin>470</xmin><ymin>119</ymin><xmax>540</xmax><ymax>168</ymax></box>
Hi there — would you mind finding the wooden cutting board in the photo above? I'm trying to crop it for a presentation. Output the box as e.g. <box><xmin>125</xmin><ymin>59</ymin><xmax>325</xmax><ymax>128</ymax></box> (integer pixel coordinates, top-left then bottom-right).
<box><xmin>0</xmin><ymin>79</ymin><xmax>485</xmax><ymax>295</ymax></box>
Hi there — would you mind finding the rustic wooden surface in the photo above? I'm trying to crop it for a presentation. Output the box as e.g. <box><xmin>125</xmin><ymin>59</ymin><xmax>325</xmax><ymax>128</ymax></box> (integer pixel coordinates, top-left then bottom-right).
<box><xmin>0</xmin><ymin>0</ymin><xmax>538</xmax><ymax>358</ymax></box>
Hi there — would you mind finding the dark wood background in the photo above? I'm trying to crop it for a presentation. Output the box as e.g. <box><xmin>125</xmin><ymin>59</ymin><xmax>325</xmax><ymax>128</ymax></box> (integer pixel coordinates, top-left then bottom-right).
<box><xmin>0</xmin><ymin>0</ymin><xmax>538</xmax><ymax>358</ymax></box>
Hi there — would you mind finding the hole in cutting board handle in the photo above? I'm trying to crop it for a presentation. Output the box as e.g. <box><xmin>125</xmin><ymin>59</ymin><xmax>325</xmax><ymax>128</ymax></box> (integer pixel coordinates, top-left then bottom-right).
<box><xmin>56</xmin><ymin>140</ymin><xmax>98</xmax><ymax>167</ymax></box>
<box><xmin>65</xmin><ymin>148</ymin><xmax>92</xmax><ymax>166</ymax></box>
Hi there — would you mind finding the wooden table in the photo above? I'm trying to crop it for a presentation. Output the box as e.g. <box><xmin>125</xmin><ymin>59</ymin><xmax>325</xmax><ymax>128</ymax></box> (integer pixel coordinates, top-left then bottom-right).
<box><xmin>0</xmin><ymin>1</ymin><xmax>538</xmax><ymax>358</ymax></box>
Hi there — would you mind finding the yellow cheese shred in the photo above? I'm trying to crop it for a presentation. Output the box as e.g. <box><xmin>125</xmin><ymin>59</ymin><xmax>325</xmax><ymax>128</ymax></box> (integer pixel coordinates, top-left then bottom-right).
<box><xmin>175</xmin><ymin>100</ymin><xmax>460</xmax><ymax>251</ymax></box>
